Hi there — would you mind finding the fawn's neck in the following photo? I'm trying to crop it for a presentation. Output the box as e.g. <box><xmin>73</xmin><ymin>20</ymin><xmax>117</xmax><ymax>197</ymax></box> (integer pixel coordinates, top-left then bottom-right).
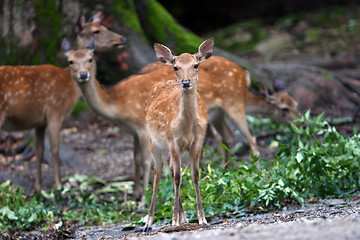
<box><xmin>245</xmin><ymin>91</ymin><xmax>274</xmax><ymax>116</ymax></box>
<box><xmin>179</xmin><ymin>85</ymin><xmax>199</xmax><ymax>121</ymax></box>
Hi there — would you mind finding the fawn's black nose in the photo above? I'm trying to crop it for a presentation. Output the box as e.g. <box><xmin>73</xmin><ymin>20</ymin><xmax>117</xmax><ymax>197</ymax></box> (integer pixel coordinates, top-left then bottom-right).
<box><xmin>79</xmin><ymin>72</ymin><xmax>88</xmax><ymax>79</ymax></box>
<box><xmin>182</xmin><ymin>80</ymin><xmax>191</xmax><ymax>88</ymax></box>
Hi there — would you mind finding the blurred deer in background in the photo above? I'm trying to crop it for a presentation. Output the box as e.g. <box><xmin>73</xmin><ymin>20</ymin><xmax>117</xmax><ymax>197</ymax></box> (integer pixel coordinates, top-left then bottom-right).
<box><xmin>0</xmin><ymin>11</ymin><xmax>126</xmax><ymax>191</ymax></box>
<box><xmin>143</xmin><ymin>38</ymin><xmax>214</xmax><ymax>231</ymax></box>
<box><xmin>62</xmin><ymin>37</ymin><xmax>158</xmax><ymax>201</ymax></box>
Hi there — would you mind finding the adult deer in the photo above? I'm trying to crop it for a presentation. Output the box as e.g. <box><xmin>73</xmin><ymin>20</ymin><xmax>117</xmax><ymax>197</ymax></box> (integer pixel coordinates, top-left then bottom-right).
<box><xmin>143</xmin><ymin>38</ymin><xmax>214</xmax><ymax>231</ymax></box>
<box><xmin>0</xmin><ymin>11</ymin><xmax>126</xmax><ymax>191</ymax></box>
<box><xmin>62</xmin><ymin>37</ymin><xmax>161</xmax><ymax>200</ymax></box>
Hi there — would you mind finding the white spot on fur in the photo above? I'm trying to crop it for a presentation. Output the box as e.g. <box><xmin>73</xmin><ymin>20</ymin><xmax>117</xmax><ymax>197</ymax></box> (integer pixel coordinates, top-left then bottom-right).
<box><xmin>228</xmin><ymin>71</ymin><xmax>233</xmax><ymax>77</ymax></box>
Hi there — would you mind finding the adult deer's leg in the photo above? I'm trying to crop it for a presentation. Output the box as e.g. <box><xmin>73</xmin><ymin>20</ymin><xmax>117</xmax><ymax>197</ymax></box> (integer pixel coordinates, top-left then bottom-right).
<box><xmin>139</xmin><ymin>131</ymin><xmax>152</xmax><ymax>205</ymax></box>
<box><xmin>48</xmin><ymin>117</ymin><xmax>63</xmax><ymax>189</ymax></box>
<box><xmin>143</xmin><ymin>144</ymin><xmax>163</xmax><ymax>232</ymax></box>
<box><xmin>189</xmin><ymin>139</ymin><xmax>207</xmax><ymax>225</ymax></box>
<box><xmin>34</xmin><ymin>126</ymin><xmax>46</xmax><ymax>191</ymax></box>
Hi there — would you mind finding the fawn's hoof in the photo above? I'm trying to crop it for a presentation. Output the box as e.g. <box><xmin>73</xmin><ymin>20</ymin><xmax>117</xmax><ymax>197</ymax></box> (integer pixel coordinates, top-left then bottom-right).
<box><xmin>143</xmin><ymin>226</ymin><xmax>152</xmax><ymax>232</ymax></box>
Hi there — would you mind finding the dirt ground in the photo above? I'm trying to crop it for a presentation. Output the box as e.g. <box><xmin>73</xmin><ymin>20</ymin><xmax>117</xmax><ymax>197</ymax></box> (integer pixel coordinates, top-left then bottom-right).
<box><xmin>76</xmin><ymin>198</ymin><xmax>360</xmax><ymax>240</ymax></box>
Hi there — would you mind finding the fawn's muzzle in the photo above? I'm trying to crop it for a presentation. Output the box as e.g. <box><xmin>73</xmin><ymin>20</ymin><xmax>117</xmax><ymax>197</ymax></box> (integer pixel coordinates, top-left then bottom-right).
<box><xmin>182</xmin><ymin>80</ymin><xmax>191</xmax><ymax>88</ymax></box>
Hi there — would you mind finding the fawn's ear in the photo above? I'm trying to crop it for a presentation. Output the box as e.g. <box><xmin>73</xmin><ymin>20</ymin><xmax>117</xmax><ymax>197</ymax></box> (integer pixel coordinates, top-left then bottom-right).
<box><xmin>62</xmin><ymin>38</ymin><xmax>72</xmax><ymax>57</ymax></box>
<box><xmin>154</xmin><ymin>43</ymin><xmax>175</xmax><ymax>66</ymax></box>
<box><xmin>86</xmin><ymin>37</ymin><xmax>95</xmax><ymax>56</ymax></box>
<box><xmin>195</xmin><ymin>38</ymin><xmax>214</xmax><ymax>63</ymax></box>
<box><xmin>273</xmin><ymin>78</ymin><xmax>286</xmax><ymax>92</ymax></box>
<box><xmin>258</xmin><ymin>82</ymin><xmax>275</xmax><ymax>100</ymax></box>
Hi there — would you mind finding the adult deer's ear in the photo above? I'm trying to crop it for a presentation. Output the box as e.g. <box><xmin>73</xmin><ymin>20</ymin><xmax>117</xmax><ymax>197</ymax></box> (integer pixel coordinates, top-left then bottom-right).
<box><xmin>62</xmin><ymin>38</ymin><xmax>72</xmax><ymax>57</ymax></box>
<box><xmin>91</xmin><ymin>11</ymin><xmax>103</xmax><ymax>25</ymax></box>
<box><xmin>76</xmin><ymin>14</ymin><xmax>85</xmax><ymax>33</ymax></box>
<box><xmin>195</xmin><ymin>38</ymin><xmax>214</xmax><ymax>63</ymax></box>
<box><xmin>154</xmin><ymin>43</ymin><xmax>175</xmax><ymax>66</ymax></box>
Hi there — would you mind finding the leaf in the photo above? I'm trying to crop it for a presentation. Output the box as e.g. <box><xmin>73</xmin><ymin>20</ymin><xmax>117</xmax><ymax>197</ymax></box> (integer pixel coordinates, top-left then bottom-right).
<box><xmin>0</xmin><ymin>206</ymin><xmax>18</xmax><ymax>220</ymax></box>
<box><xmin>28</xmin><ymin>213</ymin><xmax>37</xmax><ymax>223</ymax></box>
<box><xmin>296</xmin><ymin>152</ymin><xmax>304</xmax><ymax>163</ymax></box>
<box><xmin>0</xmin><ymin>180</ymin><xmax>11</xmax><ymax>189</ymax></box>
<box><xmin>290</xmin><ymin>123</ymin><xmax>303</xmax><ymax>134</ymax></box>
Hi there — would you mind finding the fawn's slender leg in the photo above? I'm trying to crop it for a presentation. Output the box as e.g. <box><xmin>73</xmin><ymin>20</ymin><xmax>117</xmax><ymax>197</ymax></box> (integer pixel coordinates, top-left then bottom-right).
<box><xmin>48</xmin><ymin>117</ymin><xmax>63</xmax><ymax>189</ymax></box>
<box><xmin>170</xmin><ymin>143</ymin><xmax>182</xmax><ymax>226</ymax></box>
<box><xmin>34</xmin><ymin>126</ymin><xmax>46</xmax><ymax>191</ymax></box>
<box><xmin>227</xmin><ymin>107</ymin><xmax>259</xmax><ymax>156</ymax></box>
<box><xmin>168</xmin><ymin>157</ymin><xmax>188</xmax><ymax>224</ymax></box>
<box><xmin>143</xmin><ymin>145</ymin><xmax>163</xmax><ymax>232</ymax></box>
<box><xmin>190</xmin><ymin>139</ymin><xmax>207</xmax><ymax>225</ymax></box>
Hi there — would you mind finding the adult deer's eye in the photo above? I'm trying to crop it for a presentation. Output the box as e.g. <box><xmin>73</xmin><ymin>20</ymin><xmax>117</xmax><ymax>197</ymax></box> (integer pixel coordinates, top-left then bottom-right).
<box><xmin>194</xmin><ymin>64</ymin><xmax>199</xmax><ymax>69</ymax></box>
<box><xmin>93</xmin><ymin>30</ymin><xmax>100</xmax><ymax>34</ymax></box>
<box><xmin>69</xmin><ymin>60</ymin><xmax>73</xmax><ymax>65</ymax></box>
<box><xmin>173</xmin><ymin>66</ymin><xmax>178</xmax><ymax>71</ymax></box>
<box><xmin>89</xmin><ymin>58</ymin><xmax>93</xmax><ymax>63</ymax></box>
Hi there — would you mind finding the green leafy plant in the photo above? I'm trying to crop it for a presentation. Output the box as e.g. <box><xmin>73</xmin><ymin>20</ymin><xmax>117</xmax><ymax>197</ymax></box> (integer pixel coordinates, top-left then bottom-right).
<box><xmin>0</xmin><ymin>175</ymin><xmax>142</xmax><ymax>234</ymax></box>
<box><xmin>144</xmin><ymin>111</ymin><xmax>360</xmax><ymax>225</ymax></box>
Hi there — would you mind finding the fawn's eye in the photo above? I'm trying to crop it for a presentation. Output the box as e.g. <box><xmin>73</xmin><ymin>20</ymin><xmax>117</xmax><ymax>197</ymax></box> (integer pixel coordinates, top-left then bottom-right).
<box><xmin>173</xmin><ymin>66</ymin><xmax>178</xmax><ymax>71</ymax></box>
<box><xmin>93</xmin><ymin>30</ymin><xmax>100</xmax><ymax>34</ymax></box>
<box><xmin>89</xmin><ymin>58</ymin><xmax>93</xmax><ymax>63</ymax></box>
<box><xmin>282</xmin><ymin>108</ymin><xmax>289</xmax><ymax>112</ymax></box>
<box><xmin>194</xmin><ymin>64</ymin><xmax>199</xmax><ymax>69</ymax></box>
<box><xmin>68</xmin><ymin>60</ymin><xmax>73</xmax><ymax>65</ymax></box>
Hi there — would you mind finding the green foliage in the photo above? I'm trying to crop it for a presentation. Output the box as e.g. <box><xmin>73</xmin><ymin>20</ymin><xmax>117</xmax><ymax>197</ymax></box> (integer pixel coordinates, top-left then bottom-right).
<box><xmin>0</xmin><ymin>38</ymin><xmax>32</xmax><ymax>65</ymax></box>
<box><xmin>33</xmin><ymin>0</ymin><xmax>63</xmax><ymax>65</ymax></box>
<box><xmin>0</xmin><ymin>175</ymin><xmax>141</xmax><ymax>234</ymax></box>
<box><xmin>212</xmin><ymin>21</ymin><xmax>268</xmax><ymax>55</ymax></box>
<box><xmin>71</xmin><ymin>100</ymin><xmax>89</xmax><ymax>117</ymax></box>
<box><xmin>144</xmin><ymin>111</ymin><xmax>360</xmax><ymax>225</ymax></box>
